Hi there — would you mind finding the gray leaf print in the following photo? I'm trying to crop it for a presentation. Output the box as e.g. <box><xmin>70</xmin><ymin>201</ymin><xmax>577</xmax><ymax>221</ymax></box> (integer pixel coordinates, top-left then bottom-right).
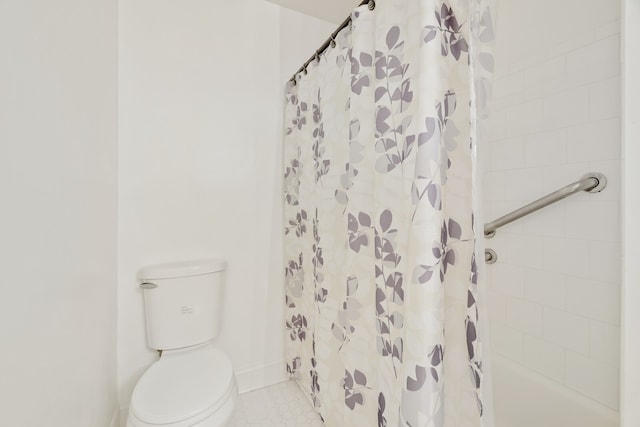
<box><xmin>352</xmin><ymin>75</ymin><xmax>370</xmax><ymax>95</ymax></box>
<box><xmin>479</xmin><ymin>52</ymin><xmax>495</xmax><ymax>72</ymax></box>
<box><xmin>350</xmin><ymin>54</ymin><xmax>360</xmax><ymax>74</ymax></box>
<box><xmin>347</xmin><ymin>276</ymin><xmax>359</xmax><ymax>296</ymax></box>
<box><xmin>348</xmin><ymin>213</ymin><xmax>359</xmax><ymax>232</ymax></box>
<box><xmin>390</xmin><ymin>311</ymin><xmax>404</xmax><ymax>328</ymax></box>
<box><xmin>392</xmin><ymin>337</ymin><xmax>403</xmax><ymax>362</ymax></box>
<box><xmin>283</xmin><ymin>0</ymin><xmax>488</xmax><ymax>422</ymax></box>
<box><xmin>478</xmin><ymin>7</ymin><xmax>495</xmax><ymax>42</ymax></box>
<box><xmin>359</xmin><ymin>212</ymin><xmax>372</xmax><ymax>228</ymax></box>
<box><xmin>380</xmin><ymin>210</ymin><xmax>393</xmax><ymax>232</ymax></box>
<box><xmin>427</xmin><ymin>182</ymin><xmax>442</xmax><ymax>209</ymax></box>
<box><xmin>466</xmin><ymin>317</ymin><xmax>477</xmax><ymax>360</ymax></box>
<box><xmin>286</xmin><ymin>356</ymin><xmax>301</xmax><ymax>377</ymax></box>
<box><xmin>420</xmin><ymin>117</ymin><xmax>437</xmax><ymax>145</ymax></box>
<box><xmin>335</xmin><ymin>189</ymin><xmax>349</xmax><ymax>205</ymax></box>
<box><xmin>424</xmin><ymin>27</ymin><xmax>437</xmax><ymax>43</ymax></box>
<box><xmin>427</xmin><ymin>2</ymin><xmax>469</xmax><ymax>60</ymax></box>
<box><xmin>413</xmin><ymin>265</ymin><xmax>434</xmax><ymax>284</ymax></box>
<box><xmin>360</xmin><ymin>52</ymin><xmax>373</xmax><ymax>66</ymax></box>
<box><xmin>376</xmin><ymin>106</ymin><xmax>391</xmax><ymax>134</ymax></box>
<box><xmin>386</xmin><ymin>26</ymin><xmax>400</xmax><ymax>49</ymax></box>
<box><xmin>354</xmin><ymin>369</ymin><xmax>367</xmax><ymax>386</ymax></box>
<box><xmin>344</xmin><ymin>369</ymin><xmax>367</xmax><ymax>410</ymax></box>
<box><xmin>346</xmin><ymin>392</ymin><xmax>364</xmax><ymax>410</ymax></box>
<box><xmin>448</xmin><ymin>218</ymin><xmax>462</xmax><ymax>239</ymax></box>
<box><xmin>378</xmin><ymin>393</ymin><xmax>387</xmax><ymax>427</ymax></box>
<box><xmin>407</xmin><ymin>365</ymin><xmax>427</xmax><ymax>391</ymax></box>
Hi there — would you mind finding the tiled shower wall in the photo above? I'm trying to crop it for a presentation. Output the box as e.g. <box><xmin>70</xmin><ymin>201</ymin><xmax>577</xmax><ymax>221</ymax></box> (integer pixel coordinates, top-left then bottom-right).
<box><xmin>484</xmin><ymin>6</ymin><xmax>621</xmax><ymax>410</ymax></box>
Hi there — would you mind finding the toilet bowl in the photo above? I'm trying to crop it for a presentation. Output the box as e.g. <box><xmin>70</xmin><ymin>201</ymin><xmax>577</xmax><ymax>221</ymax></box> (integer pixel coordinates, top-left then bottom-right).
<box><xmin>127</xmin><ymin>345</ymin><xmax>237</xmax><ymax>427</ymax></box>
<box><xmin>127</xmin><ymin>259</ymin><xmax>237</xmax><ymax>427</ymax></box>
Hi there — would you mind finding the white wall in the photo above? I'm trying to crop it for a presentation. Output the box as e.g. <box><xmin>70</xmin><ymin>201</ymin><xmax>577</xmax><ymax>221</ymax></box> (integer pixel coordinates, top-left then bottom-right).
<box><xmin>117</xmin><ymin>0</ymin><xmax>334</xmax><ymax>415</ymax></box>
<box><xmin>485</xmin><ymin>0</ymin><xmax>621</xmax><ymax>411</ymax></box>
<box><xmin>621</xmin><ymin>0</ymin><xmax>640</xmax><ymax>425</ymax></box>
<box><xmin>265</xmin><ymin>0</ymin><xmax>361</xmax><ymax>24</ymax></box>
<box><xmin>0</xmin><ymin>0</ymin><xmax>119</xmax><ymax>426</ymax></box>
<box><xmin>279</xmin><ymin>8</ymin><xmax>337</xmax><ymax>83</ymax></box>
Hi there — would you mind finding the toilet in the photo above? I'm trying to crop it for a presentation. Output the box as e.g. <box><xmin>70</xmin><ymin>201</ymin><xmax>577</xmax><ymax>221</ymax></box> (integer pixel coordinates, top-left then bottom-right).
<box><xmin>127</xmin><ymin>258</ymin><xmax>238</xmax><ymax>427</ymax></box>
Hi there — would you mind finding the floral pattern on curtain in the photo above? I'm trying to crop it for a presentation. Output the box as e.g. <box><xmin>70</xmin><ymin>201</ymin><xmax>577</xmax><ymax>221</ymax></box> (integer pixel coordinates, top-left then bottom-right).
<box><xmin>283</xmin><ymin>1</ymin><xmax>494</xmax><ymax>426</ymax></box>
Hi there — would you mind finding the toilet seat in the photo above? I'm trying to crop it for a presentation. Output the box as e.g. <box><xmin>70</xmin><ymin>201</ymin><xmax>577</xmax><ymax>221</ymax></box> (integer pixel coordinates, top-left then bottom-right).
<box><xmin>128</xmin><ymin>345</ymin><xmax>236</xmax><ymax>427</ymax></box>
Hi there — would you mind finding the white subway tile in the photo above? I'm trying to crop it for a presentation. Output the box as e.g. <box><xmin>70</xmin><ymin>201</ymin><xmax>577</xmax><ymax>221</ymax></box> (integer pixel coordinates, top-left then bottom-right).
<box><xmin>483</xmin><ymin>229</ymin><xmax>506</xmax><ymax>260</ymax></box>
<box><xmin>571</xmin><ymin>61</ymin><xmax>620</xmax><ymax>92</ymax></box>
<box><xmin>490</xmin><ymin>321</ymin><xmax>524</xmax><ymax>362</ymax></box>
<box><xmin>542</xmin><ymin>162</ymin><xmax>592</xmax><ymax>202</ymax></box>
<box><xmin>487</xmin><ymin>109</ymin><xmax>507</xmax><ymax>142</ymax></box>
<box><xmin>566</xmin><ymin>277</ymin><xmax>620</xmax><ymax>324</ymax></box>
<box><xmin>565</xmin><ymin>200</ymin><xmax>620</xmax><ymax>242</ymax></box>
<box><xmin>589</xmin><ymin>76</ymin><xmax>621</xmax><ymax>121</ymax></box>
<box><xmin>524</xmin><ymin>128</ymin><xmax>567</xmax><ymax>167</ymax></box>
<box><xmin>524</xmin><ymin>268</ymin><xmax>566</xmax><ymax>309</ymax></box>
<box><xmin>505</xmin><ymin>168</ymin><xmax>543</xmax><ymax>202</ymax></box>
<box><xmin>524</xmin><ymin>56</ymin><xmax>566</xmax><ymax>84</ymax></box>
<box><xmin>595</xmin><ymin>20</ymin><xmax>621</xmax><ymax>40</ymax></box>
<box><xmin>565</xmin><ymin>351</ymin><xmax>619</xmax><ymax>409</ymax></box>
<box><xmin>481</xmin><ymin>141</ymin><xmax>493</xmax><ymax>171</ymax></box>
<box><xmin>521</xmin><ymin>201</ymin><xmax>567</xmax><ymax>238</ymax></box>
<box><xmin>508</xmin><ymin>51</ymin><xmax>551</xmax><ymax>75</ymax></box>
<box><xmin>487</xmin><ymin>291</ymin><xmax>506</xmax><ymax>323</ymax></box>
<box><xmin>566</xmin><ymin>35</ymin><xmax>620</xmax><ymax>87</ymax></box>
<box><xmin>480</xmin><ymin>7</ymin><xmax>623</xmax><ymax>411</ymax></box>
<box><xmin>486</xmin><ymin>201</ymin><xmax>527</xmax><ymax>234</ymax></box>
<box><xmin>543</xmin><ymin>237</ymin><xmax>590</xmax><ymax>278</ymax></box>
<box><xmin>543</xmin><ymin>86</ymin><xmax>590</xmax><ymax>129</ymax></box>
<box><xmin>567</xmin><ymin>118</ymin><xmax>621</xmax><ymax>163</ymax></box>
<box><xmin>493</xmin><ymin>95</ymin><xmax>523</xmax><ymax>112</ymax></box>
<box><xmin>493</xmin><ymin>71</ymin><xmax>524</xmax><ymax>99</ymax></box>
<box><xmin>489</xmin><ymin>137</ymin><xmax>526</xmax><ymax>171</ymax></box>
<box><xmin>543</xmin><ymin>307</ymin><xmax>589</xmax><ymax>354</ymax></box>
<box><xmin>524</xmin><ymin>56</ymin><xmax>566</xmax><ymax>100</ymax></box>
<box><xmin>547</xmin><ymin>30</ymin><xmax>595</xmax><ymax>58</ymax></box>
<box><xmin>588</xmin><ymin>240</ymin><xmax>621</xmax><ymax>283</ymax></box>
<box><xmin>506</xmin><ymin>297</ymin><xmax>543</xmax><ymax>336</ymax></box>
<box><xmin>505</xmin><ymin>233</ymin><xmax>544</xmax><ymax>267</ymax></box>
<box><xmin>483</xmin><ymin>171</ymin><xmax>506</xmax><ymax>201</ymax></box>
<box><xmin>589</xmin><ymin>320</ymin><xmax>620</xmax><ymax>365</ymax></box>
<box><xmin>489</xmin><ymin>263</ymin><xmax>525</xmax><ymax>297</ymax></box>
<box><xmin>486</xmin><ymin>200</ymin><xmax>522</xmax><ymax>220</ymax></box>
<box><xmin>523</xmin><ymin>335</ymin><xmax>565</xmax><ymax>382</ymax></box>
<box><xmin>588</xmin><ymin>159</ymin><xmax>622</xmax><ymax>203</ymax></box>
<box><xmin>505</xmin><ymin>99</ymin><xmax>544</xmax><ymax>137</ymax></box>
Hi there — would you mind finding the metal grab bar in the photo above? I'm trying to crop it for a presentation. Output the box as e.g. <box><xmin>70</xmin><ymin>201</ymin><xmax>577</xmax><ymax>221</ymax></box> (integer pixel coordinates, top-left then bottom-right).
<box><xmin>484</xmin><ymin>172</ymin><xmax>607</xmax><ymax>239</ymax></box>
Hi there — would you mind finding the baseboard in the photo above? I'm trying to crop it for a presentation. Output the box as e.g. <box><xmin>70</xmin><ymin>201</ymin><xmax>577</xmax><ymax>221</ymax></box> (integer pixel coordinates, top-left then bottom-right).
<box><xmin>236</xmin><ymin>360</ymin><xmax>288</xmax><ymax>394</ymax></box>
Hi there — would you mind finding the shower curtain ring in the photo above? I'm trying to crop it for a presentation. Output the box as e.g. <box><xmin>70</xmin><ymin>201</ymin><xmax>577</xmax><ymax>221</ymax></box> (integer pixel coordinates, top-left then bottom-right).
<box><xmin>368</xmin><ymin>0</ymin><xmax>376</xmax><ymax>10</ymax></box>
<box><xmin>303</xmin><ymin>65</ymin><xmax>308</xmax><ymax>75</ymax></box>
<box><xmin>315</xmin><ymin>52</ymin><xmax>320</xmax><ymax>63</ymax></box>
<box><xmin>330</xmin><ymin>37</ymin><xmax>336</xmax><ymax>48</ymax></box>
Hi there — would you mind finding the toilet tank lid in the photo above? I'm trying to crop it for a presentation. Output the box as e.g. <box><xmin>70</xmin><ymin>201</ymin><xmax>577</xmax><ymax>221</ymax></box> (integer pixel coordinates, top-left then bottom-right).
<box><xmin>138</xmin><ymin>258</ymin><xmax>227</xmax><ymax>280</ymax></box>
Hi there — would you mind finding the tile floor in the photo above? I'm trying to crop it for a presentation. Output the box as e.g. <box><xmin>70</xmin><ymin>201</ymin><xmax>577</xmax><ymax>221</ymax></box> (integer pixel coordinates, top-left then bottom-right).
<box><xmin>228</xmin><ymin>380</ymin><xmax>324</xmax><ymax>426</ymax></box>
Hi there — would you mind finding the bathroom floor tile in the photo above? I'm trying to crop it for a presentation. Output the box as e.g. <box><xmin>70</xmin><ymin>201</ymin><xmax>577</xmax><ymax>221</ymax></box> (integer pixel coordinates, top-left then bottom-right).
<box><xmin>228</xmin><ymin>380</ymin><xmax>324</xmax><ymax>426</ymax></box>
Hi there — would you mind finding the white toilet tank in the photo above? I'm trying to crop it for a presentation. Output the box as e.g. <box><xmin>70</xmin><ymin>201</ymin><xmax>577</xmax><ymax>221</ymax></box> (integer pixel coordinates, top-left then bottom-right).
<box><xmin>138</xmin><ymin>258</ymin><xmax>227</xmax><ymax>350</ymax></box>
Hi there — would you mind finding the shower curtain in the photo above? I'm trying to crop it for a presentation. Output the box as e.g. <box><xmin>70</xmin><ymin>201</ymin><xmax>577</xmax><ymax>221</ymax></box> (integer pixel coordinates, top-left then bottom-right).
<box><xmin>283</xmin><ymin>0</ymin><xmax>494</xmax><ymax>425</ymax></box>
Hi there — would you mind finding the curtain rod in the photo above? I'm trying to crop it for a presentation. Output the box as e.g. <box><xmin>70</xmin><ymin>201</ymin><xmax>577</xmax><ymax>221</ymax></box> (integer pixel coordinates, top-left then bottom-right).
<box><xmin>289</xmin><ymin>0</ymin><xmax>376</xmax><ymax>84</ymax></box>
